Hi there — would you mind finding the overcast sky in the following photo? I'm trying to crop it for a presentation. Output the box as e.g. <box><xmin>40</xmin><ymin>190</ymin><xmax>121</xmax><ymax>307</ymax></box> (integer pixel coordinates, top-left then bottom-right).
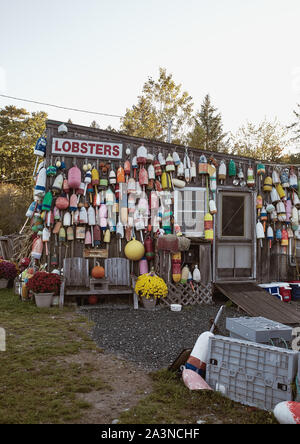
<box><xmin>0</xmin><ymin>0</ymin><xmax>300</xmax><ymax>138</ymax></box>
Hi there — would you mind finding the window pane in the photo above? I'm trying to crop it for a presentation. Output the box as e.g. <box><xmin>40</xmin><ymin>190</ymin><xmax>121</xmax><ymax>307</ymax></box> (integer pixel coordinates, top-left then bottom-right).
<box><xmin>222</xmin><ymin>196</ymin><xmax>245</xmax><ymax>237</ymax></box>
<box><xmin>175</xmin><ymin>188</ymin><xmax>206</xmax><ymax>237</ymax></box>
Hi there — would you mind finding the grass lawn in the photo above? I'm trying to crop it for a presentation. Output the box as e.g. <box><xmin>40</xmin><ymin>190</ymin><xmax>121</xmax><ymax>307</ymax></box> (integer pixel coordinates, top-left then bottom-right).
<box><xmin>0</xmin><ymin>289</ymin><xmax>278</xmax><ymax>424</ymax></box>
<box><xmin>0</xmin><ymin>289</ymin><xmax>108</xmax><ymax>424</ymax></box>
<box><xmin>119</xmin><ymin>370</ymin><xmax>278</xmax><ymax>425</ymax></box>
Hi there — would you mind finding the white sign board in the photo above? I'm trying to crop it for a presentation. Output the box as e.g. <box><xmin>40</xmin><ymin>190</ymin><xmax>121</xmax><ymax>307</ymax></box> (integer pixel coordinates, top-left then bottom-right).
<box><xmin>52</xmin><ymin>138</ymin><xmax>123</xmax><ymax>159</ymax></box>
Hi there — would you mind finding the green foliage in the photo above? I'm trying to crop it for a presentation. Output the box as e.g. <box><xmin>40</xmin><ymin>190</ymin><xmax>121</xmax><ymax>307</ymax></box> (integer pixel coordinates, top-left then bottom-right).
<box><xmin>231</xmin><ymin>119</ymin><xmax>288</xmax><ymax>161</ymax></box>
<box><xmin>0</xmin><ymin>184</ymin><xmax>32</xmax><ymax>235</ymax></box>
<box><xmin>0</xmin><ymin>105</ymin><xmax>47</xmax><ymax>189</ymax></box>
<box><xmin>121</xmin><ymin>68</ymin><xmax>194</xmax><ymax>143</ymax></box>
<box><xmin>187</xmin><ymin>94</ymin><xmax>229</xmax><ymax>152</ymax></box>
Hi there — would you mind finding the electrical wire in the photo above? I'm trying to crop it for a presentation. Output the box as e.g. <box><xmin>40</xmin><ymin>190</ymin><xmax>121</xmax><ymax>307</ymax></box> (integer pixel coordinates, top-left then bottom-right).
<box><xmin>0</xmin><ymin>94</ymin><xmax>123</xmax><ymax>119</ymax></box>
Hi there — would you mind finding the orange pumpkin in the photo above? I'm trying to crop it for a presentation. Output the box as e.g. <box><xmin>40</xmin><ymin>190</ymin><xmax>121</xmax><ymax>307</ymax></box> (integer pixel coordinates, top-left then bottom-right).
<box><xmin>88</xmin><ymin>295</ymin><xmax>98</xmax><ymax>305</ymax></box>
<box><xmin>91</xmin><ymin>263</ymin><xmax>105</xmax><ymax>279</ymax></box>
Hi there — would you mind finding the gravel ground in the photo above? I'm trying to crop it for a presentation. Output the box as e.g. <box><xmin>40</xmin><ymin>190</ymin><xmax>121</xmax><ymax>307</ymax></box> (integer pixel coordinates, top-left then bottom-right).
<box><xmin>80</xmin><ymin>300</ymin><xmax>242</xmax><ymax>371</ymax></box>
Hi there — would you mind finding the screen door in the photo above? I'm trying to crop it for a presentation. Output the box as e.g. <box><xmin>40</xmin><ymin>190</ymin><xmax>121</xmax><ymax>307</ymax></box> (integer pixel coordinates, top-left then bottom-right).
<box><xmin>216</xmin><ymin>191</ymin><xmax>255</xmax><ymax>281</ymax></box>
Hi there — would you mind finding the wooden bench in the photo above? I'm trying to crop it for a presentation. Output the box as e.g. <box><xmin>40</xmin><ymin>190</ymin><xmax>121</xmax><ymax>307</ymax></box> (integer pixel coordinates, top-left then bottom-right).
<box><xmin>59</xmin><ymin>257</ymin><xmax>133</xmax><ymax>307</ymax></box>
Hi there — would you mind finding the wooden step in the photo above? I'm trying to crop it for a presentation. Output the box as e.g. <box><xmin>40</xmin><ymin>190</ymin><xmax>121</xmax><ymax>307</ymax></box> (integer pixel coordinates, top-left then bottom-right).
<box><xmin>66</xmin><ymin>289</ymin><xmax>133</xmax><ymax>296</ymax></box>
<box><xmin>90</xmin><ymin>278</ymin><xmax>110</xmax><ymax>284</ymax></box>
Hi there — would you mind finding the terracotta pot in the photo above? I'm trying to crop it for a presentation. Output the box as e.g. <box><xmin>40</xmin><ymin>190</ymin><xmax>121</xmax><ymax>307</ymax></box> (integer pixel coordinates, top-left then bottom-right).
<box><xmin>142</xmin><ymin>297</ymin><xmax>157</xmax><ymax>310</ymax></box>
<box><xmin>34</xmin><ymin>293</ymin><xmax>54</xmax><ymax>308</ymax></box>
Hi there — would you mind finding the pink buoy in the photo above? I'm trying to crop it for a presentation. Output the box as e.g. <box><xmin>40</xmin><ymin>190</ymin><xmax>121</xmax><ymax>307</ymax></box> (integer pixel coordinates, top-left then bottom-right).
<box><xmin>182</xmin><ymin>369</ymin><xmax>213</xmax><ymax>391</ymax></box>
<box><xmin>68</xmin><ymin>165</ymin><xmax>81</xmax><ymax>190</ymax></box>
<box><xmin>273</xmin><ymin>402</ymin><xmax>300</xmax><ymax>424</ymax></box>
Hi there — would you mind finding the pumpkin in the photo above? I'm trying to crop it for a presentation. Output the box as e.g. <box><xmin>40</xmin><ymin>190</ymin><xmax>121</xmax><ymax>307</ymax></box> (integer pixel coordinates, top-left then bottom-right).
<box><xmin>91</xmin><ymin>263</ymin><xmax>105</xmax><ymax>279</ymax></box>
<box><xmin>88</xmin><ymin>295</ymin><xmax>98</xmax><ymax>305</ymax></box>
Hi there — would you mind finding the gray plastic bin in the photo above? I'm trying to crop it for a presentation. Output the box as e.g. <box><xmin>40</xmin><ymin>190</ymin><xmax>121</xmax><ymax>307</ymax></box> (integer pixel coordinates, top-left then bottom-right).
<box><xmin>226</xmin><ymin>316</ymin><xmax>293</xmax><ymax>344</ymax></box>
<box><xmin>206</xmin><ymin>335</ymin><xmax>299</xmax><ymax>411</ymax></box>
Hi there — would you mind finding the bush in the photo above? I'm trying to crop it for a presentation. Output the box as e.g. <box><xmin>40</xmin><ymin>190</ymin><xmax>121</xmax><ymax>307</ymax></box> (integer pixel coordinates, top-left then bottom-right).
<box><xmin>0</xmin><ymin>260</ymin><xmax>18</xmax><ymax>280</ymax></box>
<box><xmin>26</xmin><ymin>272</ymin><xmax>61</xmax><ymax>294</ymax></box>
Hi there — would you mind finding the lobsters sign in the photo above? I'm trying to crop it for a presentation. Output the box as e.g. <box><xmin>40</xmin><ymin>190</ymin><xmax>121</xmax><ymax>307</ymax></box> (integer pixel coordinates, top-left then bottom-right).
<box><xmin>52</xmin><ymin>138</ymin><xmax>123</xmax><ymax>159</ymax></box>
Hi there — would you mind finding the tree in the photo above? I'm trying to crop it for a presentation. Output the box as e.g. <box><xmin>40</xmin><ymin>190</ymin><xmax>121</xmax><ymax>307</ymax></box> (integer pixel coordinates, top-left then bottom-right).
<box><xmin>121</xmin><ymin>68</ymin><xmax>194</xmax><ymax>143</ymax></box>
<box><xmin>90</xmin><ymin>120</ymin><xmax>100</xmax><ymax>129</ymax></box>
<box><xmin>187</xmin><ymin>94</ymin><xmax>229</xmax><ymax>152</ymax></box>
<box><xmin>0</xmin><ymin>106</ymin><xmax>47</xmax><ymax>189</ymax></box>
<box><xmin>288</xmin><ymin>103</ymin><xmax>300</xmax><ymax>142</ymax></box>
<box><xmin>231</xmin><ymin>119</ymin><xmax>288</xmax><ymax>162</ymax></box>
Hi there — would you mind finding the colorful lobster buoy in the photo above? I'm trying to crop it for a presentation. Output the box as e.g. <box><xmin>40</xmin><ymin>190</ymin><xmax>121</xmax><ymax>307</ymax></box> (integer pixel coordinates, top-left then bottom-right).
<box><xmin>247</xmin><ymin>166</ymin><xmax>255</xmax><ymax>187</ymax></box>
<box><xmin>144</xmin><ymin>233</ymin><xmax>155</xmax><ymax>262</ymax></box>
<box><xmin>204</xmin><ymin>213</ymin><xmax>214</xmax><ymax>242</ymax></box>
<box><xmin>263</xmin><ymin>176</ymin><xmax>273</xmax><ymax>192</ymax></box>
<box><xmin>68</xmin><ymin>165</ymin><xmax>81</xmax><ymax>190</ymax></box>
<box><xmin>273</xmin><ymin>402</ymin><xmax>300</xmax><ymax>424</ymax></box>
<box><xmin>33</xmin><ymin>137</ymin><xmax>47</xmax><ymax>176</ymax></box>
<box><xmin>198</xmin><ymin>155</ymin><xmax>208</xmax><ymax>175</ymax></box>
<box><xmin>267</xmin><ymin>225</ymin><xmax>274</xmax><ymax>249</ymax></box>
<box><xmin>186</xmin><ymin>331</ymin><xmax>214</xmax><ymax>378</ymax></box>
<box><xmin>172</xmin><ymin>252</ymin><xmax>181</xmax><ymax>283</ymax></box>
<box><xmin>256</xmin><ymin>221</ymin><xmax>265</xmax><ymax>247</ymax></box>
<box><xmin>218</xmin><ymin>160</ymin><xmax>227</xmax><ymax>184</ymax></box>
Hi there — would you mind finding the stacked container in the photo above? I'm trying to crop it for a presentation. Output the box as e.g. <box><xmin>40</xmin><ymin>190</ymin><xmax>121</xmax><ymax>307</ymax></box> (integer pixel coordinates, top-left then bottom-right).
<box><xmin>206</xmin><ymin>335</ymin><xmax>299</xmax><ymax>411</ymax></box>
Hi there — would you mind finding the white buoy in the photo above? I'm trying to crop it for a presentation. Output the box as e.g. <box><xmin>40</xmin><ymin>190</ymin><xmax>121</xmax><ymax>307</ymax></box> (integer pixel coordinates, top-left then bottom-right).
<box><xmin>273</xmin><ymin>402</ymin><xmax>300</xmax><ymax>424</ymax></box>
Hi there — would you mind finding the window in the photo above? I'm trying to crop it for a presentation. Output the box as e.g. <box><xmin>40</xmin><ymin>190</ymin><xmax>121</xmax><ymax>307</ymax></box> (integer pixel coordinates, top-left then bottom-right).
<box><xmin>174</xmin><ymin>188</ymin><xmax>207</xmax><ymax>237</ymax></box>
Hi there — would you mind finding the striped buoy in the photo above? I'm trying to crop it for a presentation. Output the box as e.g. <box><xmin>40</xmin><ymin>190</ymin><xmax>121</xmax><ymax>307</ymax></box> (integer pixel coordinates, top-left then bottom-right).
<box><xmin>273</xmin><ymin>402</ymin><xmax>300</xmax><ymax>424</ymax></box>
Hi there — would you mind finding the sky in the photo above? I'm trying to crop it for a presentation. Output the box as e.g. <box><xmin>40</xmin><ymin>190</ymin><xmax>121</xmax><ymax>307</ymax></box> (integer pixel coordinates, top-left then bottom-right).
<box><xmin>0</xmin><ymin>0</ymin><xmax>300</xmax><ymax>139</ymax></box>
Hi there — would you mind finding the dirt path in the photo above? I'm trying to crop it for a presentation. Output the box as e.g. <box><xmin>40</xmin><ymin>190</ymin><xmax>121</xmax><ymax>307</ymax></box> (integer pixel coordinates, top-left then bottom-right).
<box><xmin>64</xmin><ymin>348</ymin><xmax>152</xmax><ymax>424</ymax></box>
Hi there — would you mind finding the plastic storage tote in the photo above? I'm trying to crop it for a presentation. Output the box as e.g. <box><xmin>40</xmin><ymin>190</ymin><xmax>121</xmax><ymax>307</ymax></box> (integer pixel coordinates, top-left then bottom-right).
<box><xmin>226</xmin><ymin>317</ymin><xmax>293</xmax><ymax>344</ymax></box>
<box><xmin>206</xmin><ymin>335</ymin><xmax>299</xmax><ymax>411</ymax></box>
<box><xmin>259</xmin><ymin>283</ymin><xmax>292</xmax><ymax>302</ymax></box>
<box><xmin>288</xmin><ymin>282</ymin><xmax>300</xmax><ymax>301</ymax></box>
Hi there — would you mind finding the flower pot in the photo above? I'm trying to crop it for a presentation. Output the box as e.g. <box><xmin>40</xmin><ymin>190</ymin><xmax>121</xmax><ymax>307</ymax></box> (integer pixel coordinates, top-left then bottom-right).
<box><xmin>0</xmin><ymin>279</ymin><xmax>8</xmax><ymax>289</ymax></box>
<box><xmin>142</xmin><ymin>297</ymin><xmax>157</xmax><ymax>310</ymax></box>
<box><xmin>34</xmin><ymin>293</ymin><xmax>54</xmax><ymax>308</ymax></box>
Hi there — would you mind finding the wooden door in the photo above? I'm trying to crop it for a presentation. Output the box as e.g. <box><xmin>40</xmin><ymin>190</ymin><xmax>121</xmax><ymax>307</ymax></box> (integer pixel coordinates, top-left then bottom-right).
<box><xmin>215</xmin><ymin>190</ymin><xmax>256</xmax><ymax>282</ymax></box>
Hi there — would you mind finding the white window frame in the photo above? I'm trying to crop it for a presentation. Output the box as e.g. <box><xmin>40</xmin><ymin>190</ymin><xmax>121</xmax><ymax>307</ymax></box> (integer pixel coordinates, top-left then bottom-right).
<box><xmin>174</xmin><ymin>187</ymin><xmax>207</xmax><ymax>238</ymax></box>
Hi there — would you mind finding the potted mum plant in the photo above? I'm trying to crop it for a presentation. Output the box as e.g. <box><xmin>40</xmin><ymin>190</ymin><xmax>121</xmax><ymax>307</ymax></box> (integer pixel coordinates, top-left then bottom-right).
<box><xmin>134</xmin><ymin>269</ymin><xmax>168</xmax><ymax>310</ymax></box>
<box><xmin>26</xmin><ymin>271</ymin><xmax>61</xmax><ymax>308</ymax></box>
<box><xmin>0</xmin><ymin>260</ymin><xmax>18</xmax><ymax>289</ymax></box>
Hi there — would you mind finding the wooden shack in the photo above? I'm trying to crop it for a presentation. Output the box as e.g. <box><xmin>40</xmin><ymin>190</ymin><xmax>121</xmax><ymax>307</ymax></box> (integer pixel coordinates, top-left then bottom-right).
<box><xmin>38</xmin><ymin>120</ymin><xmax>300</xmax><ymax>313</ymax></box>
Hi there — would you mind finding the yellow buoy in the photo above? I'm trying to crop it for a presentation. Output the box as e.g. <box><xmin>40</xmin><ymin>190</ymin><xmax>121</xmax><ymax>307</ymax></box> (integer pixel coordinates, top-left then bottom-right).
<box><xmin>124</xmin><ymin>238</ymin><xmax>145</xmax><ymax>261</ymax></box>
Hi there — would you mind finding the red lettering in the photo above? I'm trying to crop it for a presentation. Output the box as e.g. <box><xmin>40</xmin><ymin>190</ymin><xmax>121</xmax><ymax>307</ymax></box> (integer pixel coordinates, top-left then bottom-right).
<box><xmin>54</xmin><ymin>140</ymin><xmax>61</xmax><ymax>152</ymax></box>
<box><xmin>112</xmin><ymin>145</ymin><xmax>120</xmax><ymax>157</ymax></box>
<box><xmin>72</xmin><ymin>142</ymin><xmax>79</xmax><ymax>153</ymax></box>
<box><xmin>104</xmin><ymin>145</ymin><xmax>111</xmax><ymax>156</ymax></box>
<box><xmin>88</xmin><ymin>143</ymin><xmax>95</xmax><ymax>154</ymax></box>
<box><xmin>81</xmin><ymin>142</ymin><xmax>88</xmax><ymax>153</ymax></box>
<box><xmin>62</xmin><ymin>141</ymin><xmax>71</xmax><ymax>152</ymax></box>
<box><xmin>96</xmin><ymin>144</ymin><xmax>103</xmax><ymax>155</ymax></box>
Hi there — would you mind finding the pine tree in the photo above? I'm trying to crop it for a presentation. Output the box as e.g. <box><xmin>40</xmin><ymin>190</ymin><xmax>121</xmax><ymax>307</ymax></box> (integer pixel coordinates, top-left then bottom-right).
<box><xmin>90</xmin><ymin>120</ymin><xmax>100</xmax><ymax>129</ymax></box>
<box><xmin>187</xmin><ymin>94</ymin><xmax>229</xmax><ymax>152</ymax></box>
